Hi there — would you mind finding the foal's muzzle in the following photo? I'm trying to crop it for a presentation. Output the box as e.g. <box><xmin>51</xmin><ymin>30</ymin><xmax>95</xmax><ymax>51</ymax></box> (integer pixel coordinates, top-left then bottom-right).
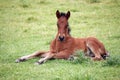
<box><xmin>59</xmin><ymin>36</ymin><xmax>65</xmax><ymax>41</ymax></box>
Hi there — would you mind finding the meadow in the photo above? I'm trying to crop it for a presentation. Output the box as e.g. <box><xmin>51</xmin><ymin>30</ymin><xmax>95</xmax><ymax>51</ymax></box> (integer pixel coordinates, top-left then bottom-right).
<box><xmin>0</xmin><ymin>0</ymin><xmax>120</xmax><ymax>80</ymax></box>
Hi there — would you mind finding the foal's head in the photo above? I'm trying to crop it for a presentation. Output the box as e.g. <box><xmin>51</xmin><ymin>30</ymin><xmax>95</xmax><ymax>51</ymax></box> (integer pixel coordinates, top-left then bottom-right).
<box><xmin>56</xmin><ymin>10</ymin><xmax>71</xmax><ymax>42</ymax></box>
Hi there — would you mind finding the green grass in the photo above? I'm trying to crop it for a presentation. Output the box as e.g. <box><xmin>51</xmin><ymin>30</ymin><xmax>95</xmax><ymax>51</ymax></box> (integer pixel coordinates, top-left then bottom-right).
<box><xmin>0</xmin><ymin>0</ymin><xmax>120</xmax><ymax>80</ymax></box>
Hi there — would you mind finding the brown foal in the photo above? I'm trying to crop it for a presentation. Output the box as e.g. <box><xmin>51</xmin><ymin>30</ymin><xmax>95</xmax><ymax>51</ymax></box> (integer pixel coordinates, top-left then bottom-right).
<box><xmin>16</xmin><ymin>10</ymin><xmax>109</xmax><ymax>65</ymax></box>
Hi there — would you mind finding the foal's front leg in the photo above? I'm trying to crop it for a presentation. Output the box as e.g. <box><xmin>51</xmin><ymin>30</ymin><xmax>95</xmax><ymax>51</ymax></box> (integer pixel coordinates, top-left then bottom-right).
<box><xmin>35</xmin><ymin>52</ymin><xmax>55</xmax><ymax>65</ymax></box>
<box><xmin>15</xmin><ymin>51</ymin><xmax>47</xmax><ymax>63</ymax></box>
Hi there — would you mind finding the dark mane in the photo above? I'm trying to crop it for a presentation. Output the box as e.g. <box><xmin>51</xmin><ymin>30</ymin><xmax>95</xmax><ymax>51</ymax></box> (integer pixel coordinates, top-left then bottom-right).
<box><xmin>67</xmin><ymin>24</ymin><xmax>71</xmax><ymax>35</ymax></box>
<box><xmin>60</xmin><ymin>12</ymin><xmax>66</xmax><ymax>17</ymax></box>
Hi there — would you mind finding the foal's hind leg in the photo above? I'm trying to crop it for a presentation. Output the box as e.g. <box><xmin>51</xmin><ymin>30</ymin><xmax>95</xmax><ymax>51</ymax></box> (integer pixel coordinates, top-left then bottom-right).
<box><xmin>92</xmin><ymin>52</ymin><xmax>103</xmax><ymax>61</ymax></box>
<box><xmin>87</xmin><ymin>46</ymin><xmax>103</xmax><ymax>61</ymax></box>
<box><xmin>15</xmin><ymin>51</ymin><xmax>47</xmax><ymax>63</ymax></box>
<box><xmin>86</xmin><ymin>47</ymin><xmax>95</xmax><ymax>57</ymax></box>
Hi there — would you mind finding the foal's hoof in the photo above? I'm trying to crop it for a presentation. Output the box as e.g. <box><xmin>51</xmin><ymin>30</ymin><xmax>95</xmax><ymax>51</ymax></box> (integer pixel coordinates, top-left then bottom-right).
<box><xmin>68</xmin><ymin>55</ymin><xmax>78</xmax><ymax>61</ymax></box>
<box><xmin>34</xmin><ymin>62</ymin><xmax>40</xmax><ymax>65</ymax></box>
<box><xmin>35</xmin><ymin>60</ymin><xmax>46</xmax><ymax>65</ymax></box>
<box><xmin>34</xmin><ymin>62</ymin><xmax>43</xmax><ymax>65</ymax></box>
<box><xmin>15</xmin><ymin>58</ymin><xmax>26</xmax><ymax>63</ymax></box>
<box><xmin>68</xmin><ymin>55</ymin><xmax>76</xmax><ymax>61</ymax></box>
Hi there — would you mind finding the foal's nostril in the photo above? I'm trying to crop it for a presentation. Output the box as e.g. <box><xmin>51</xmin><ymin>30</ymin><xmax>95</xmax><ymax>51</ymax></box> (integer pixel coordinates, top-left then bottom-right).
<box><xmin>59</xmin><ymin>36</ymin><xmax>64</xmax><ymax>41</ymax></box>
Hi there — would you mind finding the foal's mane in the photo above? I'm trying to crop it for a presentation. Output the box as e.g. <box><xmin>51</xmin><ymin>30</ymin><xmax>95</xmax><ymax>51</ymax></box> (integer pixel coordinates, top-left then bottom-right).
<box><xmin>58</xmin><ymin>12</ymin><xmax>71</xmax><ymax>35</ymax></box>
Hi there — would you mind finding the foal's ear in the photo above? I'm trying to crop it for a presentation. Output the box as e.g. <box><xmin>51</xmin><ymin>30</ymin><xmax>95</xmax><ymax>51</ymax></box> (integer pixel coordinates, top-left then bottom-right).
<box><xmin>56</xmin><ymin>10</ymin><xmax>61</xmax><ymax>19</ymax></box>
<box><xmin>66</xmin><ymin>11</ymin><xmax>70</xmax><ymax>19</ymax></box>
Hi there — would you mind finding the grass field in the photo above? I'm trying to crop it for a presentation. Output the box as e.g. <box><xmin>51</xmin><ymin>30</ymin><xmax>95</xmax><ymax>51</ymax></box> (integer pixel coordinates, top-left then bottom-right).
<box><xmin>0</xmin><ymin>0</ymin><xmax>120</xmax><ymax>80</ymax></box>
